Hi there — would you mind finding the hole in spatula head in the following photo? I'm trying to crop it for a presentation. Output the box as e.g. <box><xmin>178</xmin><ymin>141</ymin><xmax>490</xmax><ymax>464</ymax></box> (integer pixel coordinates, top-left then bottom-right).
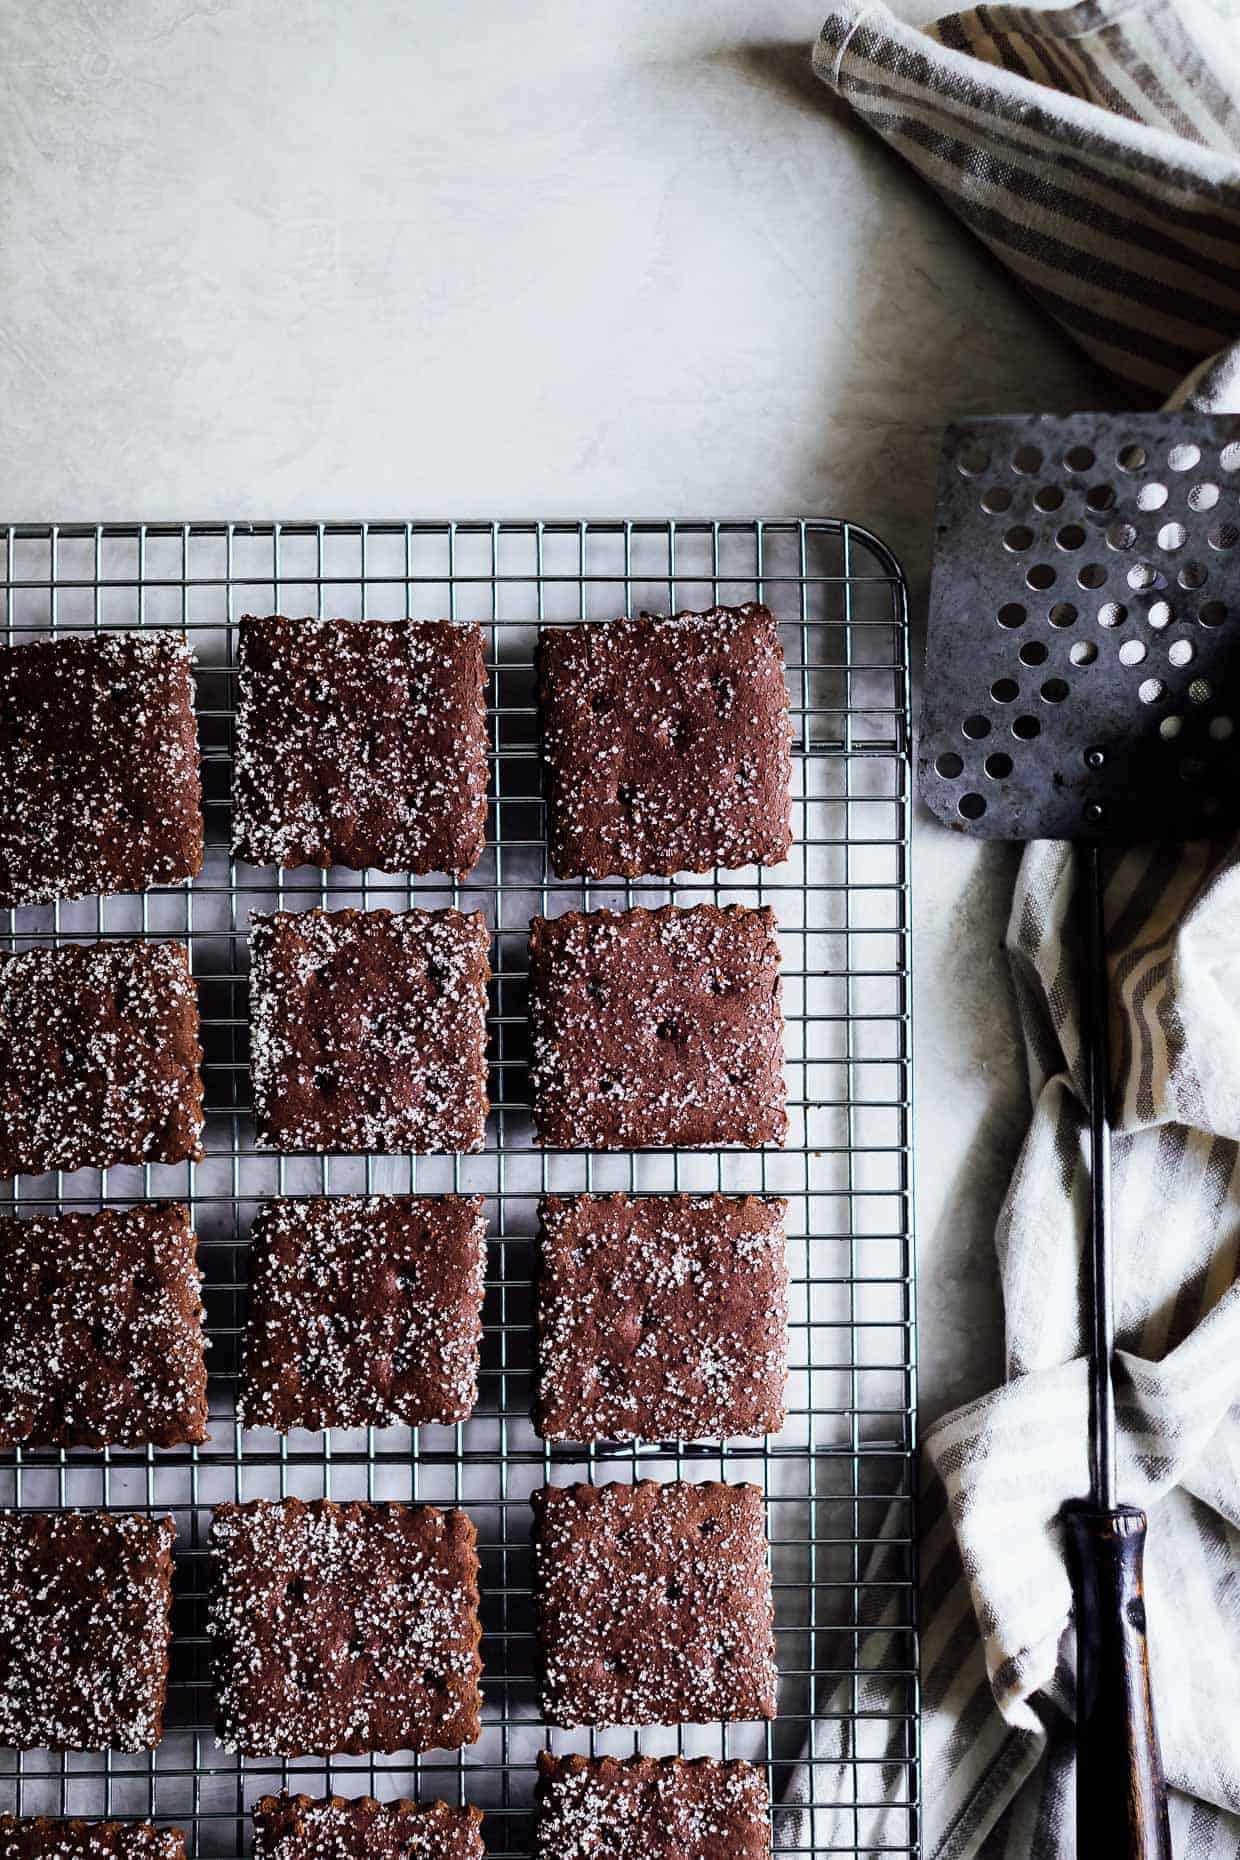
<box><xmin>1209</xmin><ymin>523</ymin><xmax>1238</xmax><ymax>552</ymax></box>
<box><xmin>1018</xmin><ymin>641</ymin><xmax>1047</xmax><ymax>667</ymax></box>
<box><xmin>958</xmin><ymin>792</ymin><xmax>987</xmax><ymax>819</ymax></box>
<box><xmin>961</xmin><ymin>714</ymin><xmax>990</xmax><ymax>740</ymax></box>
<box><xmin>997</xmin><ymin>602</ymin><xmax>1026</xmax><ymax>629</ymax></box>
<box><xmin>991</xmin><ymin>678</ymin><xmax>1019</xmax><ymax>702</ymax></box>
<box><xmin>935</xmin><ymin>752</ymin><xmax>963</xmax><ymax>779</ymax></box>
<box><xmin>1040</xmin><ymin>678</ymin><xmax>1069</xmax><ymax>703</ymax></box>
<box><xmin>1136</xmin><ymin>483</ymin><xmax>1167</xmax><ymax>512</ymax></box>
<box><xmin>1070</xmin><ymin>642</ymin><xmax>1097</xmax><ymax>666</ymax></box>
<box><xmin>1012</xmin><ymin>444</ymin><xmax>1042</xmax><ymax>475</ymax></box>
<box><xmin>1221</xmin><ymin>441</ymin><xmax>1240</xmax><ymax>472</ymax></box>
<box><xmin>956</xmin><ymin>437</ymin><xmax>991</xmax><ymax>477</ymax></box>
<box><xmin>1078</xmin><ymin>563</ymin><xmax>1106</xmax><ymax>590</ymax></box>
<box><xmin>1189</xmin><ymin>483</ymin><xmax>1219</xmax><ymax>512</ymax></box>
<box><xmin>1118</xmin><ymin>640</ymin><xmax>1146</xmax><ymax>667</ymax></box>
<box><xmin>1085</xmin><ymin>484</ymin><xmax>1115</xmax><ymax>512</ymax></box>
<box><xmin>1200</xmin><ymin>601</ymin><xmax>1226</xmax><ymax>627</ymax></box>
<box><xmin>1027</xmin><ymin>563</ymin><xmax>1056</xmax><ymax>591</ymax></box>
<box><xmin>1098</xmin><ymin>602</ymin><xmax>1126</xmax><ymax>628</ymax></box>
<box><xmin>1064</xmin><ymin>445</ymin><xmax>1094</xmax><ymax>472</ymax></box>
<box><xmin>981</xmin><ymin>486</ymin><xmax>1012</xmax><ymax>514</ymax></box>
<box><xmin>1168</xmin><ymin>443</ymin><xmax>1200</xmax><ymax>472</ymax></box>
<box><xmin>1049</xmin><ymin>602</ymin><xmax>1077</xmax><ymax>627</ymax></box>
<box><xmin>1035</xmin><ymin>484</ymin><xmax>1064</xmax><ymax>512</ymax></box>
<box><xmin>985</xmin><ymin>753</ymin><xmax>1013</xmax><ymax>779</ymax></box>
<box><xmin>1012</xmin><ymin>715</ymin><xmax>1040</xmax><ymax>740</ymax></box>
<box><xmin>1117</xmin><ymin>443</ymin><xmax>1147</xmax><ymax>472</ymax></box>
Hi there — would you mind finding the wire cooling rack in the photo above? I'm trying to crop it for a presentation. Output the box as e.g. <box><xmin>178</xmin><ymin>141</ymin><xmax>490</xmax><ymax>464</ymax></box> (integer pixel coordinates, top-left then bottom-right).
<box><xmin>0</xmin><ymin>518</ymin><xmax>917</xmax><ymax>1858</ymax></box>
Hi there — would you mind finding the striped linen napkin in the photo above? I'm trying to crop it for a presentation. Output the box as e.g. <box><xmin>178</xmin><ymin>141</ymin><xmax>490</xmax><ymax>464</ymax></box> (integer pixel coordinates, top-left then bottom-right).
<box><xmin>795</xmin><ymin>5</ymin><xmax>1240</xmax><ymax>1856</ymax></box>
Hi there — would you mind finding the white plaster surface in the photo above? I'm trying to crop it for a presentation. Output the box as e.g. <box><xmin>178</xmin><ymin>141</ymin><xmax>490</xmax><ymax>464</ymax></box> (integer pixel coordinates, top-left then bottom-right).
<box><xmin>0</xmin><ymin>0</ymin><xmax>1111</xmax><ymax>1428</ymax></box>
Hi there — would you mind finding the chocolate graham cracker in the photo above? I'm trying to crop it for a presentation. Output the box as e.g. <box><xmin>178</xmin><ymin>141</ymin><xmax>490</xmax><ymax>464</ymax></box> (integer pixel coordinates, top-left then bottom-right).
<box><xmin>249</xmin><ymin>908</ymin><xmax>490</xmax><ymax>1155</ymax></box>
<box><xmin>0</xmin><ymin>1203</ymin><xmax>208</xmax><ymax>1451</ymax></box>
<box><xmin>209</xmin><ymin>1498</ymin><xmax>482</xmax><ymax>1756</ymax></box>
<box><xmin>0</xmin><ymin>631</ymin><xmax>203</xmax><ymax>911</ymax></box>
<box><xmin>536</xmin><ymin>1193</ymin><xmax>788</xmax><ymax>1442</ymax></box>
<box><xmin>253</xmin><ymin>1793</ymin><xmax>483</xmax><ymax>1860</ymax></box>
<box><xmin>0</xmin><ymin>1823</ymin><xmax>185</xmax><ymax>1860</ymax></box>
<box><xmin>232</xmin><ymin>616</ymin><xmax>488</xmax><ymax>877</ymax></box>
<box><xmin>527</xmin><ymin>905</ymin><xmax>785</xmax><ymax>1150</ymax></box>
<box><xmin>539</xmin><ymin>604</ymin><xmax>792</xmax><ymax>879</ymax></box>
<box><xmin>238</xmin><ymin>1196</ymin><xmax>486</xmax><ymax>1432</ymax></box>
<box><xmin>0</xmin><ymin>1510</ymin><xmax>175</xmax><ymax>1751</ymax></box>
<box><xmin>0</xmin><ymin>940</ymin><xmax>204</xmax><ymax>1179</ymax></box>
<box><xmin>533</xmin><ymin>1753</ymin><xmax>769</xmax><ymax>1860</ymax></box>
<box><xmin>532</xmin><ymin>1480</ymin><xmax>777</xmax><ymax>1727</ymax></box>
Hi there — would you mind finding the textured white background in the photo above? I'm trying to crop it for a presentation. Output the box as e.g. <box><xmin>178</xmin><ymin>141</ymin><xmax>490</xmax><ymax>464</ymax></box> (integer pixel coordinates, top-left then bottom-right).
<box><xmin>0</xmin><ymin>0</ymin><xmax>1111</xmax><ymax>1425</ymax></box>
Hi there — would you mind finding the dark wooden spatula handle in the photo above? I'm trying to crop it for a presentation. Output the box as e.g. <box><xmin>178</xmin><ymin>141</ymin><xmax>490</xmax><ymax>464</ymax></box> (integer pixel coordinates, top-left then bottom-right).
<box><xmin>1063</xmin><ymin>1503</ymin><xmax>1172</xmax><ymax>1859</ymax></box>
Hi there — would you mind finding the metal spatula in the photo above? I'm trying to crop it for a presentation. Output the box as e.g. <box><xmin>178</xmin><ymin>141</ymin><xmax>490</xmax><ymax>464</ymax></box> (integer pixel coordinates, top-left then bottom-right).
<box><xmin>920</xmin><ymin>411</ymin><xmax>1240</xmax><ymax>1860</ymax></box>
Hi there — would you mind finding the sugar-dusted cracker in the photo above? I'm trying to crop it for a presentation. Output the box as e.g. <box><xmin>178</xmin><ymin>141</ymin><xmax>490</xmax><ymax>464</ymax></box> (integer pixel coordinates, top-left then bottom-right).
<box><xmin>532</xmin><ymin>1480</ymin><xmax>777</xmax><ymax>1727</ymax></box>
<box><xmin>249</xmin><ymin>908</ymin><xmax>490</xmax><ymax>1155</ymax></box>
<box><xmin>0</xmin><ymin>1821</ymin><xmax>185</xmax><ymax>1860</ymax></box>
<box><xmin>252</xmin><ymin>1792</ymin><xmax>484</xmax><ymax>1860</ymax></box>
<box><xmin>536</xmin><ymin>1192</ymin><xmax>788</xmax><ymax>1442</ymax></box>
<box><xmin>209</xmin><ymin>1498</ymin><xmax>482</xmax><ymax>1756</ymax></box>
<box><xmin>527</xmin><ymin>904</ymin><xmax>785</xmax><ymax>1150</ymax></box>
<box><xmin>0</xmin><ymin>1203</ymin><xmax>208</xmax><ymax>1450</ymax></box>
<box><xmin>238</xmin><ymin>1195</ymin><xmax>486</xmax><ymax>1431</ymax></box>
<box><xmin>539</xmin><ymin>603</ymin><xmax>791</xmax><ymax>879</ymax></box>
<box><xmin>0</xmin><ymin>1510</ymin><xmax>176</xmax><ymax>1751</ymax></box>
<box><xmin>232</xmin><ymin>615</ymin><xmax>488</xmax><ymax>877</ymax></box>
<box><xmin>0</xmin><ymin>631</ymin><xmax>202</xmax><ymax>910</ymax></box>
<box><xmin>0</xmin><ymin>939</ymin><xmax>203</xmax><ymax>1178</ymax></box>
<box><xmin>533</xmin><ymin>1752</ymin><xmax>769</xmax><ymax>1860</ymax></box>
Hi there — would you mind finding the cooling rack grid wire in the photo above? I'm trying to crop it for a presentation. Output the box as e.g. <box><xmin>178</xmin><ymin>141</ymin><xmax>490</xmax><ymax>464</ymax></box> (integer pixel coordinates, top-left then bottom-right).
<box><xmin>0</xmin><ymin>518</ymin><xmax>917</xmax><ymax>1859</ymax></box>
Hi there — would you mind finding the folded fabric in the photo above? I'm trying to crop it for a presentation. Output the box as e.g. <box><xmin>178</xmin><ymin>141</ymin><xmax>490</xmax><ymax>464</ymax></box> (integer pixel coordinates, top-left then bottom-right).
<box><xmin>797</xmin><ymin>4</ymin><xmax>1240</xmax><ymax>1855</ymax></box>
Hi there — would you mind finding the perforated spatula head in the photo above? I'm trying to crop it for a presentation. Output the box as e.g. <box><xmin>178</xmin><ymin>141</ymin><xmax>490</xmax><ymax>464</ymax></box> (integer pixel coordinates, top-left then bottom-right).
<box><xmin>919</xmin><ymin>413</ymin><xmax>1240</xmax><ymax>842</ymax></box>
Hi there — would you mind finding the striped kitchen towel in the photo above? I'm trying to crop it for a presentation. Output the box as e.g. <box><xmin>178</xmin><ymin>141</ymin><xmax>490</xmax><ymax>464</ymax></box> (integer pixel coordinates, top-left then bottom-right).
<box><xmin>814</xmin><ymin>0</ymin><xmax>1240</xmax><ymax>403</ymax></box>
<box><xmin>797</xmin><ymin>5</ymin><xmax>1240</xmax><ymax>1857</ymax></box>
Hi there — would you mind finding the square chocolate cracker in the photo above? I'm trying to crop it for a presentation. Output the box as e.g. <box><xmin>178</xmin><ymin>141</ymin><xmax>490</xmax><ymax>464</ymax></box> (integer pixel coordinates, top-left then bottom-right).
<box><xmin>0</xmin><ymin>1510</ymin><xmax>176</xmax><ymax>1751</ymax></box>
<box><xmin>534</xmin><ymin>1754</ymin><xmax>769</xmax><ymax>1860</ymax></box>
<box><xmin>536</xmin><ymin>1193</ymin><xmax>788</xmax><ymax>1442</ymax></box>
<box><xmin>0</xmin><ymin>1203</ymin><xmax>208</xmax><ymax>1450</ymax></box>
<box><xmin>209</xmin><ymin>1498</ymin><xmax>482</xmax><ymax>1755</ymax></box>
<box><xmin>0</xmin><ymin>631</ymin><xmax>203</xmax><ymax>911</ymax></box>
<box><xmin>0</xmin><ymin>1823</ymin><xmax>185</xmax><ymax>1860</ymax></box>
<box><xmin>253</xmin><ymin>1793</ymin><xmax>483</xmax><ymax>1860</ymax></box>
<box><xmin>249</xmin><ymin>908</ymin><xmax>490</xmax><ymax>1155</ymax></box>
<box><xmin>539</xmin><ymin>604</ymin><xmax>792</xmax><ymax>879</ymax></box>
<box><xmin>238</xmin><ymin>1195</ymin><xmax>486</xmax><ymax>1431</ymax></box>
<box><xmin>233</xmin><ymin>615</ymin><xmax>488</xmax><ymax>877</ymax></box>
<box><xmin>532</xmin><ymin>1480</ymin><xmax>777</xmax><ymax>1727</ymax></box>
<box><xmin>0</xmin><ymin>940</ymin><xmax>204</xmax><ymax>1178</ymax></box>
<box><xmin>528</xmin><ymin>905</ymin><xmax>785</xmax><ymax>1150</ymax></box>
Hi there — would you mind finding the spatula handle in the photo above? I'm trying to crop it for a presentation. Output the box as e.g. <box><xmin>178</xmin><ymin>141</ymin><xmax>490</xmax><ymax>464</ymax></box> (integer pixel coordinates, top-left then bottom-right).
<box><xmin>1063</xmin><ymin>1503</ymin><xmax>1172</xmax><ymax>1859</ymax></box>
